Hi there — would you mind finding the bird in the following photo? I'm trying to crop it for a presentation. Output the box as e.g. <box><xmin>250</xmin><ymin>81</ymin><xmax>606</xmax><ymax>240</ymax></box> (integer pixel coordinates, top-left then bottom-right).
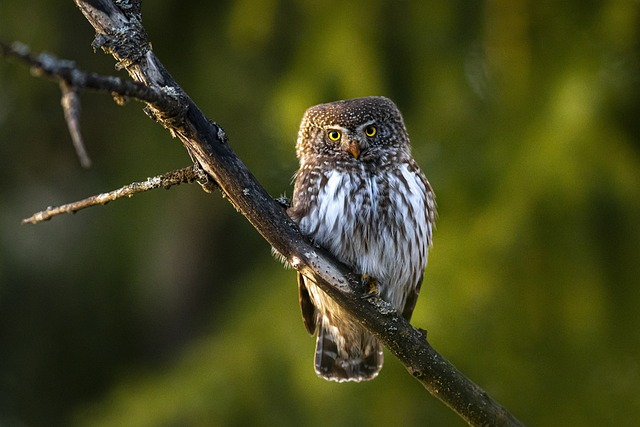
<box><xmin>288</xmin><ymin>96</ymin><xmax>436</xmax><ymax>382</ymax></box>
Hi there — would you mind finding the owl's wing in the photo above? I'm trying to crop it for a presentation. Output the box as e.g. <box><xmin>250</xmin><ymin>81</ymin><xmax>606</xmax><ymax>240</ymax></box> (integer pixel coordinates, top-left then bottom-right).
<box><xmin>297</xmin><ymin>272</ymin><xmax>317</xmax><ymax>334</ymax></box>
<box><xmin>401</xmin><ymin>272</ymin><xmax>424</xmax><ymax>321</ymax></box>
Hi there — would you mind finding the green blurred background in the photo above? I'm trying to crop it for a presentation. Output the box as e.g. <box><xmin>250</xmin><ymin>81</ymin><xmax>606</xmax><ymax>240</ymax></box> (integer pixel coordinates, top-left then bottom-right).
<box><xmin>1</xmin><ymin>1</ymin><xmax>639</xmax><ymax>426</ymax></box>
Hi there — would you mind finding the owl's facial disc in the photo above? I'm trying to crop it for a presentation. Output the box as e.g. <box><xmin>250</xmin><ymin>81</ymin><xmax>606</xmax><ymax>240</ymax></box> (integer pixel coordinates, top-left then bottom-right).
<box><xmin>325</xmin><ymin>127</ymin><xmax>365</xmax><ymax>159</ymax></box>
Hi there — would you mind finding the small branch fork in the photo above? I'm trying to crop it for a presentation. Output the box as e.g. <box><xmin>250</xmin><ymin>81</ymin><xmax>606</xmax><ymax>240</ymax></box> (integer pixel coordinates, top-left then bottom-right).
<box><xmin>1</xmin><ymin>1</ymin><xmax>525</xmax><ymax>426</ymax></box>
<box><xmin>1</xmin><ymin>40</ymin><xmax>186</xmax><ymax>170</ymax></box>
<box><xmin>0</xmin><ymin>41</ymin><xmax>181</xmax><ymax>111</ymax></box>
<box><xmin>1</xmin><ymin>39</ymin><xmax>196</xmax><ymax>218</ymax></box>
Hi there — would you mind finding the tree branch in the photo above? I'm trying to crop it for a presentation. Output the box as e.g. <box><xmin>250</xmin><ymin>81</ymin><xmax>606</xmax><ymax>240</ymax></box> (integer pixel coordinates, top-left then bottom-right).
<box><xmin>3</xmin><ymin>1</ymin><xmax>525</xmax><ymax>425</ymax></box>
<box><xmin>59</xmin><ymin>80</ymin><xmax>92</xmax><ymax>168</ymax></box>
<box><xmin>0</xmin><ymin>40</ymin><xmax>186</xmax><ymax>116</ymax></box>
<box><xmin>21</xmin><ymin>165</ymin><xmax>208</xmax><ymax>224</ymax></box>
<box><xmin>0</xmin><ymin>39</ymin><xmax>187</xmax><ymax>166</ymax></box>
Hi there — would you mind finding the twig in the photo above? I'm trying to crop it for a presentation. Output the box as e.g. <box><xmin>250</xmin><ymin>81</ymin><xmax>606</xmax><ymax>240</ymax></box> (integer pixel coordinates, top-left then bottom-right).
<box><xmin>0</xmin><ymin>40</ymin><xmax>187</xmax><ymax>116</ymax></box>
<box><xmin>0</xmin><ymin>40</ymin><xmax>188</xmax><ymax>169</ymax></box>
<box><xmin>59</xmin><ymin>80</ymin><xmax>91</xmax><ymax>168</ymax></box>
<box><xmin>22</xmin><ymin>165</ymin><xmax>205</xmax><ymax>224</ymax></box>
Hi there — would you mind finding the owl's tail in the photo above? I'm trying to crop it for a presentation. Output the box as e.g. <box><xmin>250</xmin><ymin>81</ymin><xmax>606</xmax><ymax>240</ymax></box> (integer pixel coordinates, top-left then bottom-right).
<box><xmin>314</xmin><ymin>321</ymin><xmax>383</xmax><ymax>382</ymax></box>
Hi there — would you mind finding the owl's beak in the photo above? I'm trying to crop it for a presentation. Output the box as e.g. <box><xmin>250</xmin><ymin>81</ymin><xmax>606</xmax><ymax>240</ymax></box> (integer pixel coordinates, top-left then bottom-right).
<box><xmin>346</xmin><ymin>141</ymin><xmax>361</xmax><ymax>159</ymax></box>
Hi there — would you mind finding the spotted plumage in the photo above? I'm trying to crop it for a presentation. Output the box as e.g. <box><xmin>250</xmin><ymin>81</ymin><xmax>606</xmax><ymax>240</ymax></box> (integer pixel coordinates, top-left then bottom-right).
<box><xmin>289</xmin><ymin>96</ymin><xmax>435</xmax><ymax>382</ymax></box>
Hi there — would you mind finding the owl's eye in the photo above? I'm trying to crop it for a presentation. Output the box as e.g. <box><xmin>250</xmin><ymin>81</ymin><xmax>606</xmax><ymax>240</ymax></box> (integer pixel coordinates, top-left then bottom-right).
<box><xmin>327</xmin><ymin>130</ymin><xmax>342</xmax><ymax>141</ymax></box>
<box><xmin>364</xmin><ymin>125</ymin><xmax>377</xmax><ymax>137</ymax></box>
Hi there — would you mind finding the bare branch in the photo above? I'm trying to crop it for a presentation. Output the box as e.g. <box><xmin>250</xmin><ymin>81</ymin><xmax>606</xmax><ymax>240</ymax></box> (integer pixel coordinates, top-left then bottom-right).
<box><xmin>59</xmin><ymin>80</ymin><xmax>91</xmax><ymax>168</ymax></box>
<box><xmin>4</xmin><ymin>1</ymin><xmax>526</xmax><ymax>425</ymax></box>
<box><xmin>22</xmin><ymin>165</ymin><xmax>206</xmax><ymax>224</ymax></box>
<box><xmin>0</xmin><ymin>40</ymin><xmax>186</xmax><ymax>116</ymax></box>
<box><xmin>0</xmin><ymin>39</ymin><xmax>188</xmax><ymax>169</ymax></box>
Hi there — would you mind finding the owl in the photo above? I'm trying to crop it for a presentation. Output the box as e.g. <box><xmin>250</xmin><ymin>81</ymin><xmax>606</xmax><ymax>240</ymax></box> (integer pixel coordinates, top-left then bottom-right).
<box><xmin>289</xmin><ymin>96</ymin><xmax>436</xmax><ymax>382</ymax></box>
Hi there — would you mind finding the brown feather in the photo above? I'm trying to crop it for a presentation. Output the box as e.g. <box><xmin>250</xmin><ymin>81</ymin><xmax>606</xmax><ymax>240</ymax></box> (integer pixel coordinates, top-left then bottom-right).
<box><xmin>401</xmin><ymin>272</ymin><xmax>423</xmax><ymax>321</ymax></box>
<box><xmin>297</xmin><ymin>272</ymin><xmax>317</xmax><ymax>335</ymax></box>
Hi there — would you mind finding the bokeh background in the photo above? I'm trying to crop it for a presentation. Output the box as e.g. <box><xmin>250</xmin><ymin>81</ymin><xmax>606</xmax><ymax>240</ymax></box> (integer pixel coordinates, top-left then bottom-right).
<box><xmin>1</xmin><ymin>1</ymin><xmax>639</xmax><ymax>426</ymax></box>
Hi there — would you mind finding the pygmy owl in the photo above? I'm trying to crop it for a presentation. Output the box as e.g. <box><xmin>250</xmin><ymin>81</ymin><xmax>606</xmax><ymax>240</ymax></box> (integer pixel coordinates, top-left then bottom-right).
<box><xmin>289</xmin><ymin>96</ymin><xmax>436</xmax><ymax>382</ymax></box>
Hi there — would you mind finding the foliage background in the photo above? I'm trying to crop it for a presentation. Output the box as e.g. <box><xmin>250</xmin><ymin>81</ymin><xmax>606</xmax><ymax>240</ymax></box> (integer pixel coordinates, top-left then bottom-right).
<box><xmin>1</xmin><ymin>1</ymin><xmax>639</xmax><ymax>426</ymax></box>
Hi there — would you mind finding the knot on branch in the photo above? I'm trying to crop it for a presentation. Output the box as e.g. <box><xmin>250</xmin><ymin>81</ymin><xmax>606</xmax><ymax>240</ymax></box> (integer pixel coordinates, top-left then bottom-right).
<box><xmin>92</xmin><ymin>27</ymin><xmax>149</xmax><ymax>70</ymax></box>
<box><xmin>114</xmin><ymin>0</ymin><xmax>142</xmax><ymax>19</ymax></box>
<box><xmin>191</xmin><ymin>163</ymin><xmax>219</xmax><ymax>194</ymax></box>
<box><xmin>143</xmin><ymin>86</ymin><xmax>189</xmax><ymax>128</ymax></box>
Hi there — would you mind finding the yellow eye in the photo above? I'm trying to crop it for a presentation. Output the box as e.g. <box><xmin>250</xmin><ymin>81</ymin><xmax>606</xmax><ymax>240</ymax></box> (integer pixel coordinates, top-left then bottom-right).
<box><xmin>327</xmin><ymin>130</ymin><xmax>341</xmax><ymax>141</ymax></box>
<box><xmin>365</xmin><ymin>125</ymin><xmax>377</xmax><ymax>137</ymax></box>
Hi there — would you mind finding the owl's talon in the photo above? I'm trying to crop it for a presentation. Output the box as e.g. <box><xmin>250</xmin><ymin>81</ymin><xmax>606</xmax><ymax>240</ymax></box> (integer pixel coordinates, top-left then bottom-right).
<box><xmin>360</xmin><ymin>274</ymin><xmax>379</xmax><ymax>298</ymax></box>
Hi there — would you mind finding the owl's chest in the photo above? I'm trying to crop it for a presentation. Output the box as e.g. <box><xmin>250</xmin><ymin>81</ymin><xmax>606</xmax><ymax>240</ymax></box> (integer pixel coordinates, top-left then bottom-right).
<box><xmin>297</xmin><ymin>163</ymin><xmax>426</xmax><ymax>263</ymax></box>
<box><xmin>295</xmin><ymin>163</ymin><xmax>430</xmax><ymax>303</ymax></box>
<box><xmin>299</xmin><ymin>167</ymin><xmax>384</xmax><ymax>238</ymax></box>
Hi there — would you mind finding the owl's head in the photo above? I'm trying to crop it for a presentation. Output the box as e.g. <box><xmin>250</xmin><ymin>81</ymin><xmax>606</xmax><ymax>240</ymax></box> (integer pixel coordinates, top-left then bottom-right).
<box><xmin>296</xmin><ymin>96</ymin><xmax>411</xmax><ymax>165</ymax></box>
